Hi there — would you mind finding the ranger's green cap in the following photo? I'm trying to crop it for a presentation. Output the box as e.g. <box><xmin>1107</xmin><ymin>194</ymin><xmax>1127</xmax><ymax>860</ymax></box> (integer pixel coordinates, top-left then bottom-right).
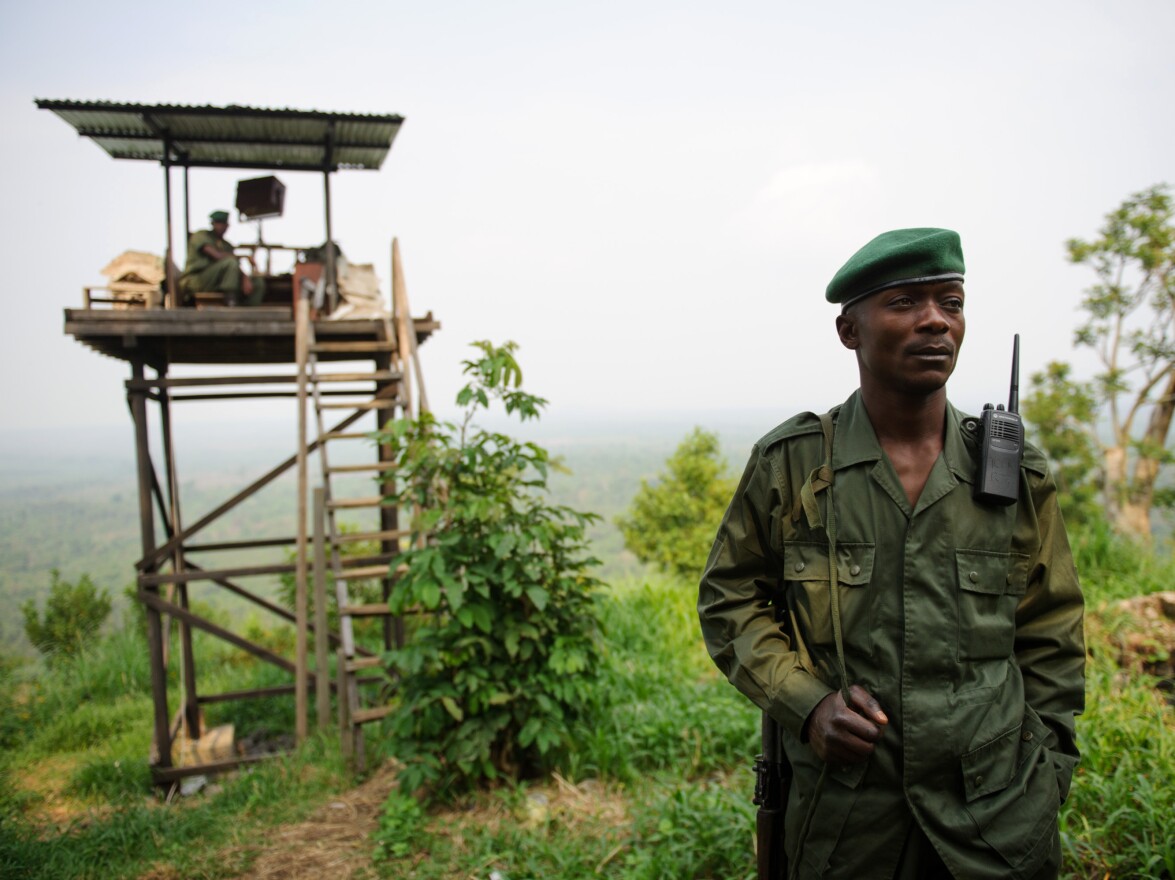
<box><xmin>210</xmin><ymin>210</ymin><xmax>230</xmax><ymax>223</ymax></box>
<box><xmin>826</xmin><ymin>227</ymin><xmax>965</xmax><ymax>309</ymax></box>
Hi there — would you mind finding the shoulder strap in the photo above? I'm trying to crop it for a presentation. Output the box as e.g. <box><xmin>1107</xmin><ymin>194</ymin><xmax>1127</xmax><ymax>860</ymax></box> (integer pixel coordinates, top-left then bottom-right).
<box><xmin>788</xmin><ymin>411</ymin><xmax>851</xmax><ymax>703</ymax></box>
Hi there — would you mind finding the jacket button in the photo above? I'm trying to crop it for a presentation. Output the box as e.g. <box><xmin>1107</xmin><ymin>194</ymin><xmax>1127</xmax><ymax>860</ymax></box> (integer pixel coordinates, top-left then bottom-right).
<box><xmin>1022</xmin><ymin>730</ymin><xmax>1034</xmax><ymax>741</ymax></box>
<box><xmin>849</xmin><ymin>564</ymin><xmax>861</xmax><ymax>577</ymax></box>
<box><xmin>974</xmin><ymin>775</ymin><xmax>984</xmax><ymax>786</ymax></box>
<box><xmin>794</xmin><ymin>561</ymin><xmax>805</xmax><ymax>573</ymax></box>
<box><xmin>969</xmin><ymin>571</ymin><xmax>980</xmax><ymax>583</ymax></box>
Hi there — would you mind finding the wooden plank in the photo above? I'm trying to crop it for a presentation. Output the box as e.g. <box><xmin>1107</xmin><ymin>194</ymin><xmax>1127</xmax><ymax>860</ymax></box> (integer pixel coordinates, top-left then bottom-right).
<box><xmin>295</xmin><ymin>292</ymin><xmax>310</xmax><ymax>744</ymax></box>
<box><xmin>315</xmin><ymin>370</ymin><xmax>400</xmax><ymax>383</ymax></box>
<box><xmin>314</xmin><ymin>489</ymin><xmax>331</xmax><ymax>733</ymax></box>
<box><xmin>130</xmin><ymin>361</ymin><xmax>173</xmax><ymax>772</ymax></box>
<box><xmin>141</xmin><ymin>562</ymin><xmax>296</xmax><ymax>586</ymax></box>
<box><xmin>196</xmin><ymin>682</ymin><xmax>336</xmax><ymax>704</ymax></box>
<box><xmin>337</xmin><ymin>566</ymin><xmax>391</xmax><ymax>582</ymax></box>
<box><xmin>185</xmin><ymin>536</ymin><xmax>296</xmax><ymax>552</ymax></box>
<box><xmin>321</xmin><ymin>431</ymin><xmax>371</xmax><ymax>441</ymax></box>
<box><xmin>139</xmin><ymin>590</ymin><xmax>295</xmax><ymax>673</ymax></box>
<box><xmin>391</xmin><ymin>238</ymin><xmax>414</xmax><ymax>415</ymax></box>
<box><xmin>327</xmin><ymin>462</ymin><xmax>397</xmax><ymax>473</ymax></box>
<box><xmin>127</xmin><ymin>374</ymin><xmax>300</xmax><ymax>389</ymax></box>
<box><xmin>153</xmin><ymin>753</ymin><xmax>290</xmax><ymax>784</ymax></box>
<box><xmin>328</xmin><ymin>496</ymin><xmax>386</xmax><ymax>510</ymax></box>
<box><xmin>310</xmin><ymin>340</ymin><xmax>395</xmax><ymax>353</ymax></box>
<box><xmin>346</xmin><ymin>656</ymin><xmax>384</xmax><ymax>672</ymax></box>
<box><xmin>352</xmin><ymin>705</ymin><xmax>395</xmax><ymax>725</ymax></box>
<box><xmin>340</xmin><ymin>602</ymin><xmax>392</xmax><ymax>616</ymax></box>
<box><xmin>333</xmin><ymin>527</ymin><xmax>409</xmax><ymax>544</ymax></box>
<box><xmin>318</xmin><ymin>399</ymin><xmax>399</xmax><ymax>410</ymax></box>
<box><xmin>337</xmin><ymin>647</ymin><xmax>352</xmax><ymax>762</ymax></box>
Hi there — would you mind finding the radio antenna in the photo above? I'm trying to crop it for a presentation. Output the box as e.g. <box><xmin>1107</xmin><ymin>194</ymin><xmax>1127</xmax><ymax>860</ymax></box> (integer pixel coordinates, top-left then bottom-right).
<box><xmin>1008</xmin><ymin>334</ymin><xmax>1020</xmax><ymax>414</ymax></box>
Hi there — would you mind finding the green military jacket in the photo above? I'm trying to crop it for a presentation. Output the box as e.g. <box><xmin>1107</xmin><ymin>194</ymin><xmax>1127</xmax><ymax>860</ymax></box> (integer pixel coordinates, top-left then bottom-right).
<box><xmin>699</xmin><ymin>391</ymin><xmax>1085</xmax><ymax>880</ymax></box>
<box><xmin>182</xmin><ymin>229</ymin><xmax>231</xmax><ymax>278</ymax></box>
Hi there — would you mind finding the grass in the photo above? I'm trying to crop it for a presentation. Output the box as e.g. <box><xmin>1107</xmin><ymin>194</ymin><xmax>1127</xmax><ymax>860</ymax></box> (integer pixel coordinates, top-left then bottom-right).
<box><xmin>2</xmin><ymin>524</ymin><xmax>1173</xmax><ymax>879</ymax></box>
<box><xmin>0</xmin><ymin>737</ymin><xmax>351</xmax><ymax>880</ymax></box>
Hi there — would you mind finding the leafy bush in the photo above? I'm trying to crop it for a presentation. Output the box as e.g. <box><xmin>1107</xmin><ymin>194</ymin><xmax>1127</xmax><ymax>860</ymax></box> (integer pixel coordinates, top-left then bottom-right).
<box><xmin>21</xmin><ymin>570</ymin><xmax>112</xmax><ymax>662</ymax></box>
<box><xmin>378</xmin><ymin>341</ymin><xmax>603</xmax><ymax>796</ymax></box>
<box><xmin>615</xmin><ymin>428</ymin><xmax>736</xmax><ymax>579</ymax></box>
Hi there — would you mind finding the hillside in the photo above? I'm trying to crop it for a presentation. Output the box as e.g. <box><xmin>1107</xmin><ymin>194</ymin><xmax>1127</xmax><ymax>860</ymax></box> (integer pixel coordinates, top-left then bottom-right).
<box><xmin>0</xmin><ymin>412</ymin><xmax>778</xmax><ymax>655</ymax></box>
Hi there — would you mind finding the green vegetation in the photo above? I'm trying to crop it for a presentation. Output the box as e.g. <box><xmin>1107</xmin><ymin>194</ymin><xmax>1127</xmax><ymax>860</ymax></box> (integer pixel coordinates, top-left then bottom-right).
<box><xmin>3</xmin><ymin>393</ymin><xmax>1174</xmax><ymax>878</ymax></box>
<box><xmin>370</xmin><ymin>574</ymin><xmax>758</xmax><ymax>880</ymax></box>
<box><xmin>21</xmin><ymin>570</ymin><xmax>112</xmax><ymax>662</ymax></box>
<box><xmin>1</xmin><ymin>523</ymin><xmax>1173</xmax><ymax>878</ymax></box>
<box><xmin>615</xmin><ymin>427</ymin><xmax>736</xmax><ymax>579</ymax></box>
<box><xmin>378</xmin><ymin>342</ymin><xmax>603</xmax><ymax>795</ymax></box>
<box><xmin>1034</xmin><ymin>182</ymin><xmax>1175</xmax><ymax>539</ymax></box>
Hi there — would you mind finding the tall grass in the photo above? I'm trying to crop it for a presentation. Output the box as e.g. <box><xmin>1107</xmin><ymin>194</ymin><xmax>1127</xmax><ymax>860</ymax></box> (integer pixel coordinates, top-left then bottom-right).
<box><xmin>566</xmin><ymin>576</ymin><xmax>758</xmax><ymax>782</ymax></box>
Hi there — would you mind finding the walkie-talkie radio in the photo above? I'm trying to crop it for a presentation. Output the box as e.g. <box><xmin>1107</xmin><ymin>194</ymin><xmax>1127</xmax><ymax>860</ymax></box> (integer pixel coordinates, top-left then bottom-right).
<box><xmin>974</xmin><ymin>335</ymin><xmax>1024</xmax><ymax>506</ymax></box>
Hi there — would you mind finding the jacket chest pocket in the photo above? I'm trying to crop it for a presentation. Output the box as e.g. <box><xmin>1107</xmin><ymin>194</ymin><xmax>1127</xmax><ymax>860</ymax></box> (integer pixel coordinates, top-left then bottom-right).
<box><xmin>783</xmin><ymin>541</ymin><xmax>876</xmax><ymax>656</ymax></box>
<box><xmin>955</xmin><ymin>549</ymin><xmax>1029</xmax><ymax>661</ymax></box>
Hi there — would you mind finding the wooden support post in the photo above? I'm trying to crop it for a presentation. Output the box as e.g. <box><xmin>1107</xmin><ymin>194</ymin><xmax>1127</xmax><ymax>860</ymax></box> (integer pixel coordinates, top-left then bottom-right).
<box><xmin>159</xmin><ymin>374</ymin><xmax>199</xmax><ymax>738</ymax></box>
<box><xmin>391</xmin><ymin>238</ymin><xmax>414</xmax><ymax>416</ymax></box>
<box><xmin>162</xmin><ymin>142</ymin><xmax>176</xmax><ymax>309</ymax></box>
<box><xmin>373</xmin><ymin>337</ymin><xmax>401</xmax><ymax>652</ymax></box>
<box><xmin>314</xmin><ymin>488</ymin><xmax>331</xmax><ymax>733</ymax></box>
<box><xmin>129</xmin><ymin>362</ymin><xmax>171</xmax><ymax>770</ymax></box>
<box><xmin>338</xmin><ymin>646</ymin><xmax>352</xmax><ymax>763</ymax></box>
<box><xmin>294</xmin><ymin>291</ymin><xmax>310</xmax><ymax>743</ymax></box>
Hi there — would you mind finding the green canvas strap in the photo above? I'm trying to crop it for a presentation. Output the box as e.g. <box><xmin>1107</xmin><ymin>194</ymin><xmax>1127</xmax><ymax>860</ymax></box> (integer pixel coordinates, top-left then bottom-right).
<box><xmin>786</xmin><ymin>412</ymin><xmax>849</xmax><ymax>880</ymax></box>
<box><xmin>790</xmin><ymin>412</ymin><xmax>852</xmax><ymax>704</ymax></box>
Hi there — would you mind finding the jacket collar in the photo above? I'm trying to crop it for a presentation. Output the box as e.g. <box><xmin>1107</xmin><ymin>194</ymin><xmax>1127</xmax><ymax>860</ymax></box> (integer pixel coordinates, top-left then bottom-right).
<box><xmin>831</xmin><ymin>389</ymin><xmax>977</xmax><ymax>485</ymax></box>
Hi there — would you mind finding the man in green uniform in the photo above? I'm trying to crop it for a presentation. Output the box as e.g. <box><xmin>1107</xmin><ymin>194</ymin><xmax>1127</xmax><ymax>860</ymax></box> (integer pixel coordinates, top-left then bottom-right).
<box><xmin>180</xmin><ymin>210</ymin><xmax>265</xmax><ymax>306</ymax></box>
<box><xmin>699</xmin><ymin>228</ymin><xmax>1084</xmax><ymax>880</ymax></box>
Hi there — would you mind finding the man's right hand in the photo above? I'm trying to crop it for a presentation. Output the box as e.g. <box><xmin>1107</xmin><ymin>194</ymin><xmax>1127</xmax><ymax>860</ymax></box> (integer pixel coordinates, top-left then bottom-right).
<box><xmin>806</xmin><ymin>684</ymin><xmax>888</xmax><ymax>764</ymax></box>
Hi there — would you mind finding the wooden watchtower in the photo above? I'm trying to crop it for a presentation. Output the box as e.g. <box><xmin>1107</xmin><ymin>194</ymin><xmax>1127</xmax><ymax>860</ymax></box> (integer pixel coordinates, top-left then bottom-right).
<box><xmin>39</xmin><ymin>99</ymin><xmax>437</xmax><ymax>783</ymax></box>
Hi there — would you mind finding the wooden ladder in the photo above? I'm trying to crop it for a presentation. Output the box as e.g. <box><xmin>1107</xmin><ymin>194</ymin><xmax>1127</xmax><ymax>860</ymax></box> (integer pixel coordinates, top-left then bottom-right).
<box><xmin>295</xmin><ymin>237</ymin><xmax>428</xmax><ymax>770</ymax></box>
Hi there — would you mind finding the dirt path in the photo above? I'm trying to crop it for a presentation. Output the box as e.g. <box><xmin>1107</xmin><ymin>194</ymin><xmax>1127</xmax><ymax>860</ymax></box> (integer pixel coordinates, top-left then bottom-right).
<box><xmin>222</xmin><ymin>762</ymin><xmax>398</xmax><ymax>880</ymax></box>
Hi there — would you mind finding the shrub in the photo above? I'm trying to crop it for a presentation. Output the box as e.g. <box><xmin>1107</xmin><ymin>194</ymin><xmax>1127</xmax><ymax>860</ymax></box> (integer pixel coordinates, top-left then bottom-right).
<box><xmin>378</xmin><ymin>341</ymin><xmax>603</xmax><ymax>797</ymax></box>
<box><xmin>21</xmin><ymin>570</ymin><xmax>112</xmax><ymax>662</ymax></box>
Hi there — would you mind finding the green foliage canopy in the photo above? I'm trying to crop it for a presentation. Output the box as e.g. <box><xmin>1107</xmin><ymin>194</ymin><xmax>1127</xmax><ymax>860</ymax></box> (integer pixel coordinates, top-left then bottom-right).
<box><xmin>1061</xmin><ymin>183</ymin><xmax>1175</xmax><ymax>535</ymax></box>
<box><xmin>615</xmin><ymin>427</ymin><xmax>736</xmax><ymax>579</ymax></box>
<box><xmin>1022</xmin><ymin>360</ymin><xmax>1101</xmax><ymax>525</ymax></box>
<box><xmin>21</xmin><ymin>569</ymin><xmax>112</xmax><ymax>662</ymax></box>
<box><xmin>377</xmin><ymin>341</ymin><xmax>603</xmax><ymax>797</ymax></box>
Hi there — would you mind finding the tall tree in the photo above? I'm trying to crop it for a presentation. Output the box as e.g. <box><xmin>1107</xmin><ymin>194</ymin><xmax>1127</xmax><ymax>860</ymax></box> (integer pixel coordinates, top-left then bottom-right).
<box><xmin>616</xmin><ymin>427</ymin><xmax>736</xmax><ymax>580</ymax></box>
<box><xmin>1066</xmin><ymin>183</ymin><xmax>1175</xmax><ymax>538</ymax></box>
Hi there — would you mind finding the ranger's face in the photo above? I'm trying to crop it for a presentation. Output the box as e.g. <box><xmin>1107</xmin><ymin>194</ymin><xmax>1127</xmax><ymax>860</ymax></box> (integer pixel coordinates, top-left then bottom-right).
<box><xmin>836</xmin><ymin>280</ymin><xmax>965</xmax><ymax>397</ymax></box>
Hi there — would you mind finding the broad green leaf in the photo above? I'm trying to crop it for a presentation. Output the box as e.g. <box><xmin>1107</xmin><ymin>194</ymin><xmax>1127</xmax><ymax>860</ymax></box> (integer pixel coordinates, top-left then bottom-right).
<box><xmin>525</xmin><ymin>586</ymin><xmax>549</xmax><ymax>612</ymax></box>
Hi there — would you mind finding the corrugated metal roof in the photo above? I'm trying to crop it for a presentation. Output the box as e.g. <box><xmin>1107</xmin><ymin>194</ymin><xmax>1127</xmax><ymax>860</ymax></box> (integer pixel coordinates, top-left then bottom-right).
<box><xmin>35</xmin><ymin>99</ymin><xmax>404</xmax><ymax>172</ymax></box>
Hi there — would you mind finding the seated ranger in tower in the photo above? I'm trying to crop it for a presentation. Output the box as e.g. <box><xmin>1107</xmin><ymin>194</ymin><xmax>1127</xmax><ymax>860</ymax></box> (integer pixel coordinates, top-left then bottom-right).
<box><xmin>699</xmin><ymin>228</ymin><xmax>1085</xmax><ymax>880</ymax></box>
<box><xmin>180</xmin><ymin>210</ymin><xmax>266</xmax><ymax>306</ymax></box>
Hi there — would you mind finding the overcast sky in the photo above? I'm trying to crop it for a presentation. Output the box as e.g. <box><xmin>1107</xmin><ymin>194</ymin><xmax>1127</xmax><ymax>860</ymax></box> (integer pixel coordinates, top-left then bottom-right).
<box><xmin>2</xmin><ymin>0</ymin><xmax>1172</xmax><ymax>440</ymax></box>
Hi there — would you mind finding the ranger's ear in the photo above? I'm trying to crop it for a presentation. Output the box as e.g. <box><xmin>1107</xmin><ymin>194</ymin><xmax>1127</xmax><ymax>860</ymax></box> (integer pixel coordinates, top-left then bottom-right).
<box><xmin>836</xmin><ymin>312</ymin><xmax>859</xmax><ymax>351</ymax></box>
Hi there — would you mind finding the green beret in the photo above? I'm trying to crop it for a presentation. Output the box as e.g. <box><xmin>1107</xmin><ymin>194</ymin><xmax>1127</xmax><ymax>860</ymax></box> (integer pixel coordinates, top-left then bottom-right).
<box><xmin>826</xmin><ymin>227</ymin><xmax>965</xmax><ymax>309</ymax></box>
<box><xmin>210</xmin><ymin>210</ymin><xmax>230</xmax><ymax>223</ymax></box>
